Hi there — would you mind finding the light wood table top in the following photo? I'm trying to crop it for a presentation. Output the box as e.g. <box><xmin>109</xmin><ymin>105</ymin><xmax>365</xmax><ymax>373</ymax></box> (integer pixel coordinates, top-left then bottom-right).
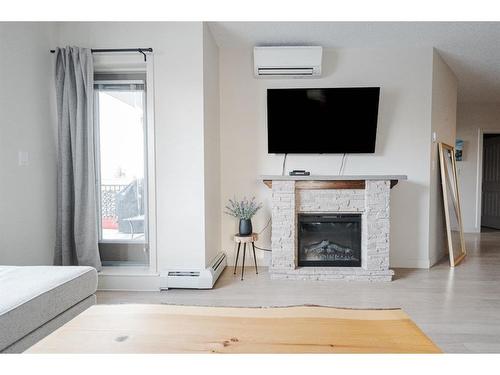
<box><xmin>27</xmin><ymin>304</ymin><xmax>441</xmax><ymax>353</ymax></box>
<box><xmin>233</xmin><ymin>233</ymin><xmax>258</xmax><ymax>243</ymax></box>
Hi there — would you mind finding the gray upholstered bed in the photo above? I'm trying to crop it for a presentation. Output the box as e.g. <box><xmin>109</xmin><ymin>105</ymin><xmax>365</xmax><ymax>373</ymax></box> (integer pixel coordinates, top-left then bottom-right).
<box><xmin>0</xmin><ymin>266</ymin><xmax>97</xmax><ymax>353</ymax></box>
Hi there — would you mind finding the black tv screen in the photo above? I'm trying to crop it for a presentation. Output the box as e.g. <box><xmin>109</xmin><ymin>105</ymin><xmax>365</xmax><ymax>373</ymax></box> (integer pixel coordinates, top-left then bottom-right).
<box><xmin>267</xmin><ymin>87</ymin><xmax>380</xmax><ymax>153</ymax></box>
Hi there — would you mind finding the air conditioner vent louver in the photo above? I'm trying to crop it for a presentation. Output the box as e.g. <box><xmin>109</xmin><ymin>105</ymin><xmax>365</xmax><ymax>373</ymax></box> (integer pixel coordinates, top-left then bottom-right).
<box><xmin>254</xmin><ymin>46</ymin><xmax>322</xmax><ymax>78</ymax></box>
<box><xmin>257</xmin><ymin>68</ymin><xmax>314</xmax><ymax>76</ymax></box>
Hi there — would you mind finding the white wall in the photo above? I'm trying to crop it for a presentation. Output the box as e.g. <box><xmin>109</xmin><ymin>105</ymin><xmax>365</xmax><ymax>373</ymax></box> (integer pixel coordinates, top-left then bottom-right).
<box><xmin>428</xmin><ymin>50</ymin><xmax>458</xmax><ymax>266</ymax></box>
<box><xmin>56</xmin><ymin>22</ymin><xmax>211</xmax><ymax>272</ymax></box>
<box><xmin>202</xmin><ymin>24</ymin><xmax>222</xmax><ymax>267</ymax></box>
<box><xmin>219</xmin><ymin>47</ymin><xmax>435</xmax><ymax>268</ymax></box>
<box><xmin>456</xmin><ymin>103</ymin><xmax>500</xmax><ymax>232</ymax></box>
<box><xmin>0</xmin><ymin>23</ymin><xmax>57</xmax><ymax>265</ymax></box>
<box><xmin>0</xmin><ymin>22</ymin><xmax>460</xmax><ymax>272</ymax></box>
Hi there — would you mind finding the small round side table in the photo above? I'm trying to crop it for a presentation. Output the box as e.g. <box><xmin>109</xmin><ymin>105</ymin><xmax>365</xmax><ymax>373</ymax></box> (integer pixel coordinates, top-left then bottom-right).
<box><xmin>233</xmin><ymin>233</ymin><xmax>258</xmax><ymax>280</ymax></box>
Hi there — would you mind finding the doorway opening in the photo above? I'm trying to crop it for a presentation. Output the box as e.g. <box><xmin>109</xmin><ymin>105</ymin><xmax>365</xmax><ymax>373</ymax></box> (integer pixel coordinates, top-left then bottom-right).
<box><xmin>480</xmin><ymin>133</ymin><xmax>500</xmax><ymax>232</ymax></box>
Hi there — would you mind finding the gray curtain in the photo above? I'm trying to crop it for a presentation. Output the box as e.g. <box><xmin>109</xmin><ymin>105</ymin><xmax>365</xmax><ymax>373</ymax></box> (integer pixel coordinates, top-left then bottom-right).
<box><xmin>54</xmin><ymin>47</ymin><xmax>102</xmax><ymax>271</ymax></box>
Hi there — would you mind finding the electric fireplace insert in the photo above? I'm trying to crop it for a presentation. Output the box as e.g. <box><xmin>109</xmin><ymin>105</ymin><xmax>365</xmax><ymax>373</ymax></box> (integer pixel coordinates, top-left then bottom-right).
<box><xmin>298</xmin><ymin>213</ymin><xmax>362</xmax><ymax>267</ymax></box>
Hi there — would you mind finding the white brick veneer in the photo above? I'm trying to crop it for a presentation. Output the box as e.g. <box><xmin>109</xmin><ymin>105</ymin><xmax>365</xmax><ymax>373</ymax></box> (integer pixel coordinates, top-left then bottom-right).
<box><xmin>270</xmin><ymin>180</ymin><xmax>394</xmax><ymax>281</ymax></box>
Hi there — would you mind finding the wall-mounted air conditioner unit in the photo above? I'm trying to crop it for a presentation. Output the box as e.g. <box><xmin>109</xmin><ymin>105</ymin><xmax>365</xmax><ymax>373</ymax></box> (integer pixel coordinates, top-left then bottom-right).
<box><xmin>160</xmin><ymin>252</ymin><xmax>227</xmax><ymax>289</ymax></box>
<box><xmin>253</xmin><ymin>46</ymin><xmax>323</xmax><ymax>78</ymax></box>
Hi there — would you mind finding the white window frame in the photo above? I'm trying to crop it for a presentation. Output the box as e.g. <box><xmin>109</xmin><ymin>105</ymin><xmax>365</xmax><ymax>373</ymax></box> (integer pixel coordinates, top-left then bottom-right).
<box><xmin>93</xmin><ymin>55</ymin><xmax>157</xmax><ymax>275</ymax></box>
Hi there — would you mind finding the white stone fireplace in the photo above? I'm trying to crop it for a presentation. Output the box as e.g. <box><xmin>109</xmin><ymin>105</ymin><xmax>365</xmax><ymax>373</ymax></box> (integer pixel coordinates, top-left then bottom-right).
<box><xmin>262</xmin><ymin>175</ymin><xmax>407</xmax><ymax>281</ymax></box>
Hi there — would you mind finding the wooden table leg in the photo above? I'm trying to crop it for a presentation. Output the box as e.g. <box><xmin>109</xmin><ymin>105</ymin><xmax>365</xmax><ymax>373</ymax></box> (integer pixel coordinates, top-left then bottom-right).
<box><xmin>241</xmin><ymin>243</ymin><xmax>246</xmax><ymax>281</ymax></box>
<box><xmin>252</xmin><ymin>242</ymin><xmax>258</xmax><ymax>274</ymax></box>
<box><xmin>234</xmin><ymin>243</ymin><xmax>241</xmax><ymax>275</ymax></box>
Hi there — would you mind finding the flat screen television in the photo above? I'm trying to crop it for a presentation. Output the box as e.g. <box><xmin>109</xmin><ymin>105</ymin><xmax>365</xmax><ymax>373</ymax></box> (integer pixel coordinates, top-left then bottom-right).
<box><xmin>267</xmin><ymin>87</ymin><xmax>380</xmax><ymax>153</ymax></box>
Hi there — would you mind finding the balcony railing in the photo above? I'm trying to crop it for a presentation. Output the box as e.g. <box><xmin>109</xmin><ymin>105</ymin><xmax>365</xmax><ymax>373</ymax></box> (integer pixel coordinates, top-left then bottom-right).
<box><xmin>101</xmin><ymin>184</ymin><xmax>127</xmax><ymax>221</ymax></box>
<box><xmin>100</xmin><ymin>182</ymin><xmax>145</xmax><ymax>239</ymax></box>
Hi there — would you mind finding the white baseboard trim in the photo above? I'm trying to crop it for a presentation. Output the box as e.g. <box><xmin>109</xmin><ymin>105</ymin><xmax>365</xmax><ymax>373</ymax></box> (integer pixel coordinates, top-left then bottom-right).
<box><xmin>390</xmin><ymin>257</ymin><xmax>430</xmax><ymax>269</ymax></box>
<box><xmin>464</xmin><ymin>227</ymin><xmax>481</xmax><ymax>234</ymax></box>
<box><xmin>98</xmin><ymin>273</ymin><xmax>161</xmax><ymax>291</ymax></box>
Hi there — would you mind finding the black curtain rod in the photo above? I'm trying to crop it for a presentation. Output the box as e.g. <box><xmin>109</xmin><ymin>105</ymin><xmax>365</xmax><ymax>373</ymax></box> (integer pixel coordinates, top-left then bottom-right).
<box><xmin>50</xmin><ymin>48</ymin><xmax>153</xmax><ymax>61</ymax></box>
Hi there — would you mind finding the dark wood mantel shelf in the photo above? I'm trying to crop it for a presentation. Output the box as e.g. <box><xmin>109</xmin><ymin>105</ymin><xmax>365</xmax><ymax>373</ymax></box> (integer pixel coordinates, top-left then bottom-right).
<box><xmin>262</xmin><ymin>175</ymin><xmax>407</xmax><ymax>190</ymax></box>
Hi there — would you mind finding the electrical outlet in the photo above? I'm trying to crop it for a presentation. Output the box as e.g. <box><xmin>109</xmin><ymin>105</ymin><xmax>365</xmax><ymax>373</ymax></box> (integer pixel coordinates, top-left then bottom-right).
<box><xmin>18</xmin><ymin>150</ymin><xmax>29</xmax><ymax>166</ymax></box>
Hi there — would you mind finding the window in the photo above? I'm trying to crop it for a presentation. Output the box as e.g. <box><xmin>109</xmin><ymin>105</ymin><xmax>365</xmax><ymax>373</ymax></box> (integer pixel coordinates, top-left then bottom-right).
<box><xmin>94</xmin><ymin>72</ymin><xmax>154</xmax><ymax>268</ymax></box>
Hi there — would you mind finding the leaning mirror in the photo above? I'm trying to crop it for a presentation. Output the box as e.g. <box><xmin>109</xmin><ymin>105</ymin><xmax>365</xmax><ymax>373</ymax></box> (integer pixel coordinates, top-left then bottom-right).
<box><xmin>438</xmin><ymin>142</ymin><xmax>466</xmax><ymax>267</ymax></box>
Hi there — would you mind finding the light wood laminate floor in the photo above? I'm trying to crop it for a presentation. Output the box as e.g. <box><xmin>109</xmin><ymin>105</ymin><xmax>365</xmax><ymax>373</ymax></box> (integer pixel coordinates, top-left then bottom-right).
<box><xmin>97</xmin><ymin>231</ymin><xmax>500</xmax><ymax>353</ymax></box>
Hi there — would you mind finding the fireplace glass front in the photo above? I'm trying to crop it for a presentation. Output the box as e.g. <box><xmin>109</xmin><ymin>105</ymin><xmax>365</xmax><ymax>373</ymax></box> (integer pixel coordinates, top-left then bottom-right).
<box><xmin>298</xmin><ymin>213</ymin><xmax>361</xmax><ymax>267</ymax></box>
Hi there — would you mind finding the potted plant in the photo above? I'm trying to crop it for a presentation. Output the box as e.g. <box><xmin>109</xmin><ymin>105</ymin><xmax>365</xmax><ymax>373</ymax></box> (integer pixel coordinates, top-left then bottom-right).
<box><xmin>225</xmin><ymin>197</ymin><xmax>262</xmax><ymax>236</ymax></box>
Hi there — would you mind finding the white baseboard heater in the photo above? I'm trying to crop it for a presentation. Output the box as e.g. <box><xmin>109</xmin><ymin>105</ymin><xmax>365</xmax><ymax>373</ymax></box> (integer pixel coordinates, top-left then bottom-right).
<box><xmin>160</xmin><ymin>252</ymin><xmax>227</xmax><ymax>290</ymax></box>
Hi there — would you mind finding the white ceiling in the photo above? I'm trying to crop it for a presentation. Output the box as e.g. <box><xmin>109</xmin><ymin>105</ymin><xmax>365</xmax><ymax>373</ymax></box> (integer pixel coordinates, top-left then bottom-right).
<box><xmin>208</xmin><ymin>22</ymin><xmax>500</xmax><ymax>104</ymax></box>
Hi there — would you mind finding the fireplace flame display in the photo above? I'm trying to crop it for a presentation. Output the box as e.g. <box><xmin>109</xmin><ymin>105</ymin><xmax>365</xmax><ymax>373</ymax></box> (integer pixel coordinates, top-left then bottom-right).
<box><xmin>304</xmin><ymin>240</ymin><xmax>356</xmax><ymax>260</ymax></box>
<box><xmin>298</xmin><ymin>214</ymin><xmax>362</xmax><ymax>267</ymax></box>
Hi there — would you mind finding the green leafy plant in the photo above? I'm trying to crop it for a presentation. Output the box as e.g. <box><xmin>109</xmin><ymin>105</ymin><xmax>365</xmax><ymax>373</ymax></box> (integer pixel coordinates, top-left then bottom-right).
<box><xmin>224</xmin><ymin>197</ymin><xmax>262</xmax><ymax>220</ymax></box>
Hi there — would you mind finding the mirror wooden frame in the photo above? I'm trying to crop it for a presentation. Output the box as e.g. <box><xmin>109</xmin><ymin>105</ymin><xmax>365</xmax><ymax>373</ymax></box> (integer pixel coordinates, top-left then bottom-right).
<box><xmin>438</xmin><ymin>142</ymin><xmax>466</xmax><ymax>267</ymax></box>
